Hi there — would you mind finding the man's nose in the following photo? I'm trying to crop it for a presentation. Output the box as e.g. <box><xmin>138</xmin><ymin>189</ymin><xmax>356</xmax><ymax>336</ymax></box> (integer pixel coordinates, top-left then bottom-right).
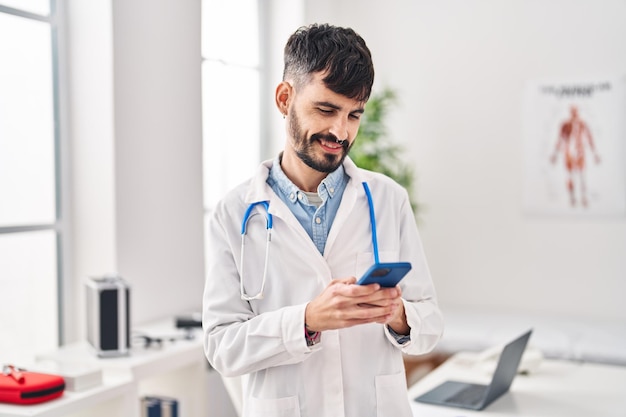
<box><xmin>329</xmin><ymin>116</ymin><xmax>349</xmax><ymax>142</ymax></box>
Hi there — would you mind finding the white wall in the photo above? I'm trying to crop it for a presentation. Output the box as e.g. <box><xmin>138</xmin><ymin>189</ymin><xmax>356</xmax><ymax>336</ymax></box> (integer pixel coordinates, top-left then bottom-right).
<box><xmin>111</xmin><ymin>0</ymin><xmax>205</xmax><ymax>325</ymax></box>
<box><xmin>65</xmin><ymin>0</ymin><xmax>205</xmax><ymax>341</ymax></box>
<box><xmin>64</xmin><ymin>0</ymin><xmax>117</xmax><ymax>342</ymax></box>
<box><xmin>304</xmin><ymin>0</ymin><xmax>626</xmax><ymax>322</ymax></box>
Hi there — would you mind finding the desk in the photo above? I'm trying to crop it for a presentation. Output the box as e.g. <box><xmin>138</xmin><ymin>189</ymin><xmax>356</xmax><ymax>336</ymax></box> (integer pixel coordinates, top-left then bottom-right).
<box><xmin>408</xmin><ymin>352</ymin><xmax>626</xmax><ymax>417</ymax></box>
<box><xmin>0</xmin><ymin>319</ymin><xmax>210</xmax><ymax>417</ymax></box>
<box><xmin>0</xmin><ymin>374</ymin><xmax>135</xmax><ymax>417</ymax></box>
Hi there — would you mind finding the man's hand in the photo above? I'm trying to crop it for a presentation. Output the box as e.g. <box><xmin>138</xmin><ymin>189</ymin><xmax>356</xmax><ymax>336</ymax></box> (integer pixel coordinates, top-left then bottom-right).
<box><xmin>304</xmin><ymin>277</ymin><xmax>408</xmax><ymax>334</ymax></box>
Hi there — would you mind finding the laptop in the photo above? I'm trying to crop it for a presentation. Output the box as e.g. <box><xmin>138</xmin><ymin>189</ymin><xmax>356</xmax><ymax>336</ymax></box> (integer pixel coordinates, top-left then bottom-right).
<box><xmin>414</xmin><ymin>329</ymin><xmax>532</xmax><ymax>411</ymax></box>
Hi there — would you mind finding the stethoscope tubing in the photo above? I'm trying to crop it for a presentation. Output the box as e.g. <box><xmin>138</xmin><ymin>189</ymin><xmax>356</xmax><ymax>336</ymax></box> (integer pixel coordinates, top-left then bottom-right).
<box><xmin>239</xmin><ymin>181</ymin><xmax>378</xmax><ymax>300</ymax></box>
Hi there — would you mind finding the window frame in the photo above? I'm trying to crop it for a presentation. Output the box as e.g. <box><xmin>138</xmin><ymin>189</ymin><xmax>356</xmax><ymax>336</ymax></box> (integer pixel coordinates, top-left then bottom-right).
<box><xmin>0</xmin><ymin>0</ymin><xmax>66</xmax><ymax>346</ymax></box>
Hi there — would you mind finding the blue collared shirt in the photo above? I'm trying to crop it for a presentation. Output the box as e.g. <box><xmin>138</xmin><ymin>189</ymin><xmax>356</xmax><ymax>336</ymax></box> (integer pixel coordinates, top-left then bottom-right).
<box><xmin>266</xmin><ymin>155</ymin><xmax>348</xmax><ymax>255</ymax></box>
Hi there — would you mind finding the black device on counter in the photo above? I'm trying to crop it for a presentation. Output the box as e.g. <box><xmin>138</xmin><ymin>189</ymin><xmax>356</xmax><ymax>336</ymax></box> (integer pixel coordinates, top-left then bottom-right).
<box><xmin>175</xmin><ymin>312</ymin><xmax>202</xmax><ymax>329</ymax></box>
<box><xmin>85</xmin><ymin>274</ymin><xmax>131</xmax><ymax>357</ymax></box>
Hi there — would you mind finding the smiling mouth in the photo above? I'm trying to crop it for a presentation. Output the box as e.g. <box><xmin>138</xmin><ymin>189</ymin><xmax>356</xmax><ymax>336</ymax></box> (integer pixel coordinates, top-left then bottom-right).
<box><xmin>317</xmin><ymin>136</ymin><xmax>348</xmax><ymax>152</ymax></box>
<box><xmin>320</xmin><ymin>138</ymin><xmax>343</xmax><ymax>149</ymax></box>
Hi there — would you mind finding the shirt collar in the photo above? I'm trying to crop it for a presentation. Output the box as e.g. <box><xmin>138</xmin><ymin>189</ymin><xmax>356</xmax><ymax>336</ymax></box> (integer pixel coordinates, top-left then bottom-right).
<box><xmin>319</xmin><ymin>164</ymin><xmax>344</xmax><ymax>199</ymax></box>
<box><xmin>268</xmin><ymin>153</ymin><xmax>346</xmax><ymax>203</ymax></box>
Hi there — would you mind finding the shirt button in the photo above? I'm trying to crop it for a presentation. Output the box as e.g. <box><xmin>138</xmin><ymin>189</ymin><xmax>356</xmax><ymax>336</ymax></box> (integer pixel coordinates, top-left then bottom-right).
<box><xmin>298</xmin><ymin>194</ymin><xmax>303</xmax><ymax>200</ymax></box>
<box><xmin>315</xmin><ymin>217</ymin><xmax>321</xmax><ymax>224</ymax></box>
<box><xmin>289</xmin><ymin>193</ymin><xmax>295</xmax><ymax>200</ymax></box>
<box><xmin>329</xmin><ymin>187</ymin><xmax>335</xmax><ymax>193</ymax></box>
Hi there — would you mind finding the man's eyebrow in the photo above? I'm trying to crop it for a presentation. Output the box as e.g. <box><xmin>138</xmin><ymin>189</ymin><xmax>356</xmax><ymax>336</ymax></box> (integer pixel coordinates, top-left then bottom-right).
<box><xmin>314</xmin><ymin>101</ymin><xmax>365</xmax><ymax>114</ymax></box>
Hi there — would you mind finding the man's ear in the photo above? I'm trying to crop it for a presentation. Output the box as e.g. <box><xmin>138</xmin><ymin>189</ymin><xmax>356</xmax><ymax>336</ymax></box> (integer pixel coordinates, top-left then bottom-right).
<box><xmin>275</xmin><ymin>81</ymin><xmax>292</xmax><ymax>117</ymax></box>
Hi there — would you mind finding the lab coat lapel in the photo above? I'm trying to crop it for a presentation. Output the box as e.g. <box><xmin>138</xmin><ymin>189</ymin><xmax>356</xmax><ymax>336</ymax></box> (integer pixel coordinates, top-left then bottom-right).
<box><xmin>324</xmin><ymin>157</ymin><xmax>367</xmax><ymax>257</ymax></box>
<box><xmin>324</xmin><ymin>180</ymin><xmax>357</xmax><ymax>257</ymax></box>
<box><xmin>246</xmin><ymin>159</ymin><xmax>327</xmax><ymax>261</ymax></box>
<box><xmin>267</xmin><ymin>193</ymin><xmax>309</xmax><ymax>239</ymax></box>
<box><xmin>267</xmin><ymin>190</ymin><xmax>334</xmax><ymax>281</ymax></box>
<box><xmin>244</xmin><ymin>160</ymin><xmax>273</xmax><ymax>204</ymax></box>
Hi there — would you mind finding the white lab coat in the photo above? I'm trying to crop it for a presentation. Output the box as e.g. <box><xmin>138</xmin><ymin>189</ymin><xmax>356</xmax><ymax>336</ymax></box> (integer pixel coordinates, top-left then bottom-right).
<box><xmin>203</xmin><ymin>157</ymin><xmax>444</xmax><ymax>417</ymax></box>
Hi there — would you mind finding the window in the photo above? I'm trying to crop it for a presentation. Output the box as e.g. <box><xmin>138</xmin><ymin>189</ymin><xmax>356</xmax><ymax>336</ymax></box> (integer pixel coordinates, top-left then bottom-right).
<box><xmin>201</xmin><ymin>0</ymin><xmax>261</xmax><ymax>209</ymax></box>
<box><xmin>0</xmin><ymin>1</ymin><xmax>62</xmax><ymax>363</ymax></box>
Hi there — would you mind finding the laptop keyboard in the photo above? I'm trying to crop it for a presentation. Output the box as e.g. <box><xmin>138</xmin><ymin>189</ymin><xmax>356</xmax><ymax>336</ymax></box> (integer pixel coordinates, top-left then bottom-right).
<box><xmin>445</xmin><ymin>384</ymin><xmax>487</xmax><ymax>406</ymax></box>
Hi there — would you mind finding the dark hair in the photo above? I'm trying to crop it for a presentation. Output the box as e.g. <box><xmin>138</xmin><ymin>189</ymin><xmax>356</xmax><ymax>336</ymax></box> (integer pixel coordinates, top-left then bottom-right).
<box><xmin>283</xmin><ymin>23</ymin><xmax>374</xmax><ymax>102</ymax></box>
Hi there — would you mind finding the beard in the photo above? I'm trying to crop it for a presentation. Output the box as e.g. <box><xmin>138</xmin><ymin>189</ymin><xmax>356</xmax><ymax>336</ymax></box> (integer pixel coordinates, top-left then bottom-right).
<box><xmin>287</xmin><ymin>108</ymin><xmax>351</xmax><ymax>173</ymax></box>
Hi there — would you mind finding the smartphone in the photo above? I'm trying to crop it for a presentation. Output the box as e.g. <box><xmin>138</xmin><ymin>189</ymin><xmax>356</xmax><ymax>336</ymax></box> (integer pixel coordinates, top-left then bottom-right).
<box><xmin>356</xmin><ymin>262</ymin><xmax>412</xmax><ymax>287</ymax></box>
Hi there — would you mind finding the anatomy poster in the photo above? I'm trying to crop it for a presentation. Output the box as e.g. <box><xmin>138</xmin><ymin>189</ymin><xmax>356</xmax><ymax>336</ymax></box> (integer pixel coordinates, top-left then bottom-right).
<box><xmin>522</xmin><ymin>78</ymin><xmax>626</xmax><ymax>216</ymax></box>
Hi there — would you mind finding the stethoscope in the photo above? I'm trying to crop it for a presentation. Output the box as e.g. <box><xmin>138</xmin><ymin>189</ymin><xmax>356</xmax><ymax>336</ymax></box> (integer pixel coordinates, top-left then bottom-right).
<box><xmin>240</xmin><ymin>182</ymin><xmax>379</xmax><ymax>300</ymax></box>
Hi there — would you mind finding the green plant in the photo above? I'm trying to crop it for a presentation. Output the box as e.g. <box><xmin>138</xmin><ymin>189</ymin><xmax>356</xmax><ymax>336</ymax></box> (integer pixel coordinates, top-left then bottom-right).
<box><xmin>351</xmin><ymin>88</ymin><xmax>418</xmax><ymax>214</ymax></box>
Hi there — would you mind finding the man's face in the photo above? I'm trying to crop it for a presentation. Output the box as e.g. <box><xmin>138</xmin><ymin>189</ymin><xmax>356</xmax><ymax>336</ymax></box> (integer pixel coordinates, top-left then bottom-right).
<box><xmin>286</xmin><ymin>73</ymin><xmax>365</xmax><ymax>173</ymax></box>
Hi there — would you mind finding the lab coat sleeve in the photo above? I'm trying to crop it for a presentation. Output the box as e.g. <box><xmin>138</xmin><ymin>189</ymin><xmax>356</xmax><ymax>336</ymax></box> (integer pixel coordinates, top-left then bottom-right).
<box><xmin>384</xmin><ymin>191</ymin><xmax>444</xmax><ymax>355</ymax></box>
<box><xmin>202</xmin><ymin>205</ymin><xmax>315</xmax><ymax>378</ymax></box>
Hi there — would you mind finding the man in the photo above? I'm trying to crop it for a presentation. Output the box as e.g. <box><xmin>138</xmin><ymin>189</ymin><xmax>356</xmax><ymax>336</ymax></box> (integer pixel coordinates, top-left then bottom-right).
<box><xmin>550</xmin><ymin>105</ymin><xmax>601</xmax><ymax>207</ymax></box>
<box><xmin>203</xmin><ymin>23</ymin><xmax>443</xmax><ymax>417</ymax></box>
